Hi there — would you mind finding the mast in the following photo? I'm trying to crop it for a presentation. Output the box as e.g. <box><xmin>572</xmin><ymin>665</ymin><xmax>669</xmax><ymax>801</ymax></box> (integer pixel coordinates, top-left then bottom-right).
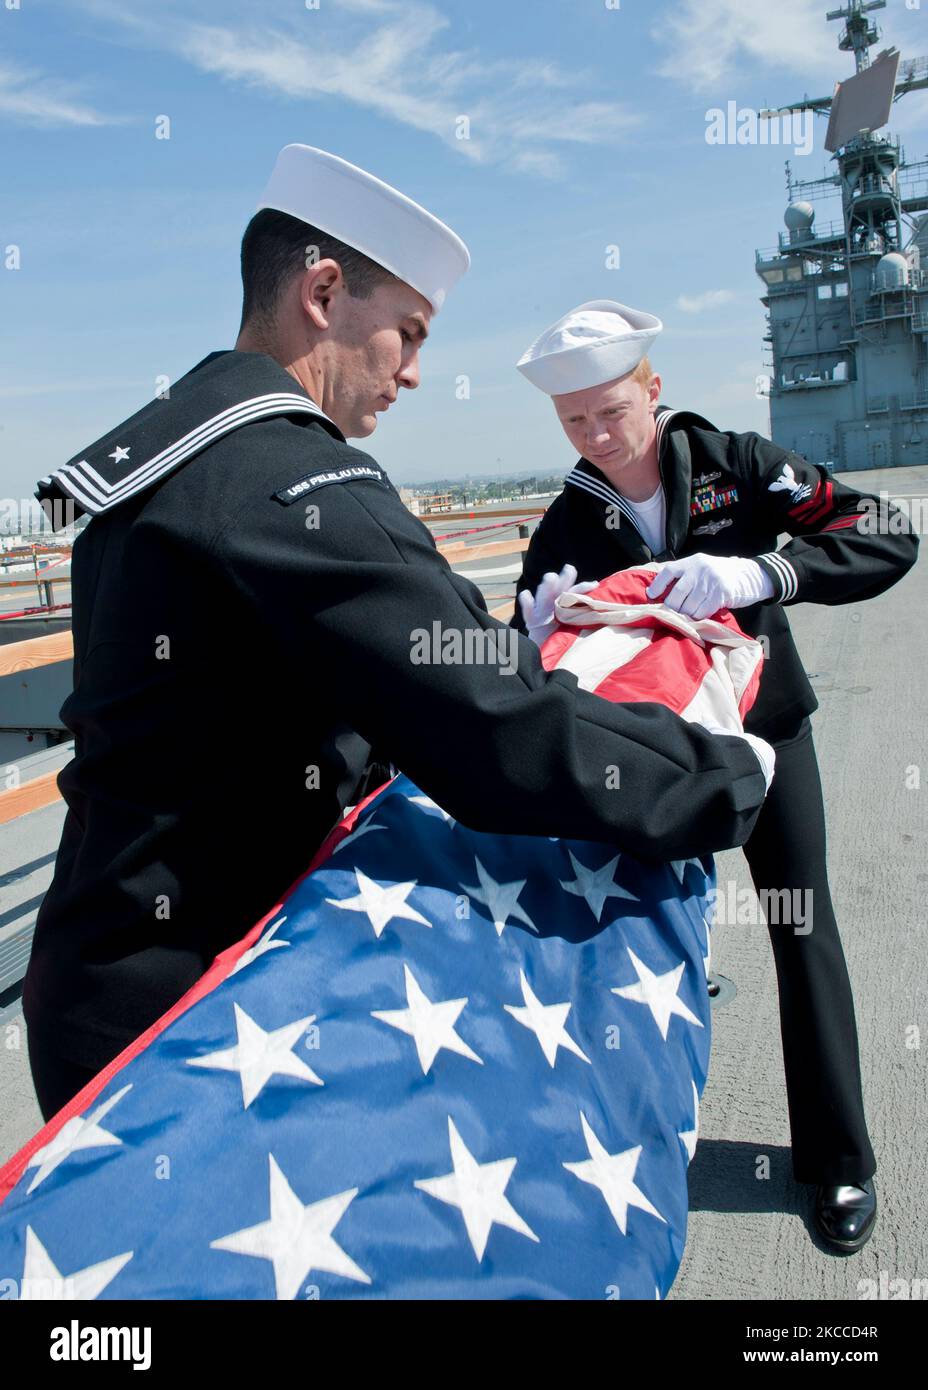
<box><xmin>754</xmin><ymin>3</ymin><xmax>928</xmax><ymax>471</ymax></box>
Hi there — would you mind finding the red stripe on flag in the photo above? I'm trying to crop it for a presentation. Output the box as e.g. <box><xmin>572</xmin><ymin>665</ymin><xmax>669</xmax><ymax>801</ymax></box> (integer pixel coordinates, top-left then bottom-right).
<box><xmin>540</xmin><ymin>624</ymin><xmax>583</xmax><ymax>671</ymax></box>
<box><xmin>590</xmin><ymin>625</ymin><xmax>716</xmax><ymax>713</ymax></box>
<box><xmin>540</xmin><ymin>568</ymin><xmax>761</xmax><ymax>718</ymax></box>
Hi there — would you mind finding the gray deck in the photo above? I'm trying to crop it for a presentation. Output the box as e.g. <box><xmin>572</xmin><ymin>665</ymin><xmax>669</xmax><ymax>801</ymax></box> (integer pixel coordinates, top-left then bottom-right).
<box><xmin>1</xmin><ymin>465</ymin><xmax>924</xmax><ymax>1299</ymax></box>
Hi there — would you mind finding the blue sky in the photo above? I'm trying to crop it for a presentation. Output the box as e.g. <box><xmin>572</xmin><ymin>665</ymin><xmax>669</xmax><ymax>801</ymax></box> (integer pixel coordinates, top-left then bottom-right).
<box><xmin>2</xmin><ymin>0</ymin><xmax>927</xmax><ymax>496</ymax></box>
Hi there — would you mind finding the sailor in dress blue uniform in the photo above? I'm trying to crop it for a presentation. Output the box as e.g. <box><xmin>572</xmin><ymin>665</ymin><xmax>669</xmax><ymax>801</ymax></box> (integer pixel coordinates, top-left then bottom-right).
<box><xmin>512</xmin><ymin>300</ymin><xmax>919</xmax><ymax>1252</ymax></box>
<box><xmin>24</xmin><ymin>154</ymin><xmax>773</xmax><ymax>1125</ymax></box>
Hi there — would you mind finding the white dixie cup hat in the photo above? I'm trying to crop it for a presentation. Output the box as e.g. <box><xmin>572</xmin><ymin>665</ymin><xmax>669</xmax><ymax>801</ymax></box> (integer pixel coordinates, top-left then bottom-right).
<box><xmin>516</xmin><ymin>300</ymin><xmax>662</xmax><ymax>394</ymax></box>
<box><xmin>257</xmin><ymin>143</ymin><xmax>471</xmax><ymax>313</ymax></box>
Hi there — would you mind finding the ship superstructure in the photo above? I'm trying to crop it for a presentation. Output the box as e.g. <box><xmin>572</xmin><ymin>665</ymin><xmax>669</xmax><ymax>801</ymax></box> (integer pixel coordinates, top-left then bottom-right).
<box><xmin>756</xmin><ymin>1</ymin><xmax>928</xmax><ymax>470</ymax></box>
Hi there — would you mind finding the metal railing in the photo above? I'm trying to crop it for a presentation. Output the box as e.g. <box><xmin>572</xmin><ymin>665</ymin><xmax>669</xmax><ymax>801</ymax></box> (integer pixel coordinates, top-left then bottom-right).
<box><xmin>0</xmin><ymin>574</ymin><xmax>70</xmax><ymax>616</ymax></box>
<box><xmin>776</xmin><ymin>220</ymin><xmax>847</xmax><ymax>253</ymax></box>
<box><xmin>772</xmin><ymin>378</ymin><xmax>846</xmax><ymax>393</ymax></box>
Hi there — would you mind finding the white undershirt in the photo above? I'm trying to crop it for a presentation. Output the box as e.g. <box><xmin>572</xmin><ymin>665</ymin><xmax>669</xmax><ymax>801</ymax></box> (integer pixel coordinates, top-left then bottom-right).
<box><xmin>623</xmin><ymin>482</ymin><xmax>666</xmax><ymax>555</ymax></box>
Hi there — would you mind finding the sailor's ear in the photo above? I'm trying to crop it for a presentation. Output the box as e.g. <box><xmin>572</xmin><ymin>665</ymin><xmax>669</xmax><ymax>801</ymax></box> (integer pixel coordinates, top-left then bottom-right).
<box><xmin>299</xmin><ymin>258</ymin><xmax>344</xmax><ymax>331</ymax></box>
<box><xmin>648</xmin><ymin>374</ymin><xmax>662</xmax><ymax>409</ymax></box>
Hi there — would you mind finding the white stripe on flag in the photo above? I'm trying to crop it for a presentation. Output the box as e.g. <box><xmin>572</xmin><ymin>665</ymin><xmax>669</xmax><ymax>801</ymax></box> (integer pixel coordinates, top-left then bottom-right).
<box><xmin>553</xmin><ymin>624</ymin><xmax>656</xmax><ymax>691</ymax></box>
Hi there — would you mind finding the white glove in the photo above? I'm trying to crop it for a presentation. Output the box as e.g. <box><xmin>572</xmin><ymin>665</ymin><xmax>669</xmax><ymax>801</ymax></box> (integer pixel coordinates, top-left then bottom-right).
<box><xmin>698</xmin><ymin>723</ymin><xmax>776</xmax><ymax>792</ymax></box>
<box><xmin>518</xmin><ymin>564</ymin><xmax>599</xmax><ymax>646</ymax></box>
<box><xmin>646</xmin><ymin>553</ymin><xmax>775</xmax><ymax>621</ymax></box>
<box><xmin>741</xmin><ymin>731</ymin><xmax>776</xmax><ymax>792</ymax></box>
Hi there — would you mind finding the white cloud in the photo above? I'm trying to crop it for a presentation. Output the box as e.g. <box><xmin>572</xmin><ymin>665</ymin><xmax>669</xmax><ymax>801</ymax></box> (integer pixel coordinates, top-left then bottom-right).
<box><xmin>676</xmin><ymin>289</ymin><xmax>737</xmax><ymax>314</ymax></box>
<box><xmin>652</xmin><ymin>0</ymin><xmax>838</xmax><ymax>94</ymax></box>
<box><xmin>0</xmin><ymin>61</ymin><xmax>113</xmax><ymax>127</ymax></box>
<box><xmin>71</xmin><ymin>0</ymin><xmax>641</xmax><ymax>178</ymax></box>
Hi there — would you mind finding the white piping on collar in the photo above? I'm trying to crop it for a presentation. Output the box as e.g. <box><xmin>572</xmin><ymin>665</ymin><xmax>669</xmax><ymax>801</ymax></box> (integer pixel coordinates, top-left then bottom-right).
<box><xmin>565</xmin><ymin>407</ymin><xmax>679</xmax><ymax>520</ymax></box>
<box><xmin>46</xmin><ymin>393</ymin><xmax>333</xmax><ymax>516</ymax></box>
<box><xmin>655</xmin><ymin>407</ymin><xmax>678</xmax><ymax>454</ymax></box>
<box><xmin>564</xmin><ymin>466</ymin><xmax>640</xmax><ymax>525</ymax></box>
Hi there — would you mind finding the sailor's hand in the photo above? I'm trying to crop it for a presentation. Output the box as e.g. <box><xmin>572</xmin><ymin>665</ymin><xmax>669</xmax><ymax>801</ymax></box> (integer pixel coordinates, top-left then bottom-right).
<box><xmin>645</xmin><ymin>552</ymin><xmax>775</xmax><ymax>620</ymax></box>
<box><xmin>518</xmin><ymin>564</ymin><xmax>599</xmax><ymax>646</ymax></box>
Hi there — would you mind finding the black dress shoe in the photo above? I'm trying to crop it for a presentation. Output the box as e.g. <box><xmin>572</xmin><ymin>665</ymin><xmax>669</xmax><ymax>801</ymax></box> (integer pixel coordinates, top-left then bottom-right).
<box><xmin>813</xmin><ymin>1179</ymin><xmax>877</xmax><ymax>1252</ymax></box>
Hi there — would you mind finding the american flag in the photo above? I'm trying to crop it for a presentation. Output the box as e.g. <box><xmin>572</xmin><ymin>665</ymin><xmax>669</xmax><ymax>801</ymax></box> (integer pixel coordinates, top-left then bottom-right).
<box><xmin>0</xmin><ymin>772</ymin><xmax>714</xmax><ymax>1300</ymax></box>
<box><xmin>0</xmin><ymin>565</ymin><xmax>759</xmax><ymax>1300</ymax></box>
<box><xmin>544</xmin><ymin>565</ymin><xmax>763</xmax><ymax>733</ymax></box>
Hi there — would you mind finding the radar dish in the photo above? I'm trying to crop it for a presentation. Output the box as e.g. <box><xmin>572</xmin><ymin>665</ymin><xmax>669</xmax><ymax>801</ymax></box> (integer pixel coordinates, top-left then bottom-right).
<box><xmin>785</xmin><ymin>202</ymin><xmax>815</xmax><ymax>233</ymax></box>
<box><xmin>873</xmin><ymin>251</ymin><xmax>908</xmax><ymax>289</ymax></box>
<box><xmin>825</xmin><ymin>47</ymin><xmax>900</xmax><ymax>151</ymax></box>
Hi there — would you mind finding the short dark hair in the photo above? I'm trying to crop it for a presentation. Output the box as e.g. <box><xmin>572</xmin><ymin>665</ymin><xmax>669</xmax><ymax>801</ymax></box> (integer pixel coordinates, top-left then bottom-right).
<box><xmin>238</xmin><ymin>208</ymin><xmax>400</xmax><ymax>334</ymax></box>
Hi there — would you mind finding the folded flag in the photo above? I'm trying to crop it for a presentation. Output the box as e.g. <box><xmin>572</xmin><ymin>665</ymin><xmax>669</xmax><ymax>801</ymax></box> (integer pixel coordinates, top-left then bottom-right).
<box><xmin>545</xmin><ymin>564</ymin><xmax>763</xmax><ymax>734</ymax></box>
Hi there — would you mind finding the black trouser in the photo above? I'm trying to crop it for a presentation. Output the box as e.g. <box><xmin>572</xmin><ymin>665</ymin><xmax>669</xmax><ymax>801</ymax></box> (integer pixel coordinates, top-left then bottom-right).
<box><xmin>27</xmin><ymin>1024</ymin><xmax>104</xmax><ymax>1124</ymax></box>
<box><xmin>741</xmin><ymin>714</ymin><xmax>876</xmax><ymax>1187</ymax></box>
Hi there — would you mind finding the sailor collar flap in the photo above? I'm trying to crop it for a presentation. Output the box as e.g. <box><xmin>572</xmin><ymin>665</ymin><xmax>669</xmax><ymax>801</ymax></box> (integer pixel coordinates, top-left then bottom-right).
<box><xmin>564</xmin><ymin>405</ymin><xmax>719</xmax><ymax>555</ymax></box>
<box><xmin>34</xmin><ymin>350</ymin><xmax>344</xmax><ymax>529</ymax></box>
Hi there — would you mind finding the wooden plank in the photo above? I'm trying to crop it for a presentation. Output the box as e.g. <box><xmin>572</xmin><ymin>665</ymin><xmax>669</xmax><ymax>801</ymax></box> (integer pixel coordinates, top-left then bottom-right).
<box><xmin>0</xmin><ymin>631</ymin><xmax>74</xmax><ymax>678</ymax></box>
<box><xmin>0</xmin><ymin>770</ymin><xmax>63</xmax><ymax>825</ymax></box>
<box><xmin>0</xmin><ymin>546</ymin><xmax>71</xmax><ymax>561</ymax></box>
<box><xmin>0</xmin><ymin>576</ymin><xmax>70</xmax><ymax>589</ymax></box>
<box><xmin>437</xmin><ymin>537</ymin><xmax>531</xmax><ymax>563</ymax></box>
